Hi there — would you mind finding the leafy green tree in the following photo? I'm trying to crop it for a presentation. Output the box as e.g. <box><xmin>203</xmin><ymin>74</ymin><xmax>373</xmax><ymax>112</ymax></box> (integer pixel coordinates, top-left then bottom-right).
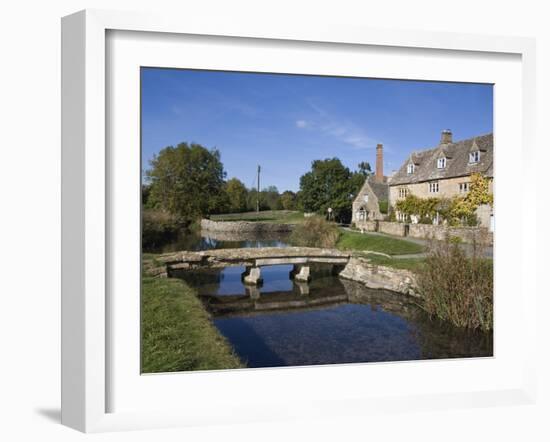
<box><xmin>280</xmin><ymin>190</ymin><xmax>297</xmax><ymax>210</ymax></box>
<box><xmin>146</xmin><ymin>142</ymin><xmax>228</xmax><ymax>221</ymax></box>
<box><xmin>261</xmin><ymin>185</ymin><xmax>282</xmax><ymax>210</ymax></box>
<box><xmin>357</xmin><ymin>161</ymin><xmax>372</xmax><ymax>176</ymax></box>
<box><xmin>225</xmin><ymin>178</ymin><xmax>249</xmax><ymax>213</ymax></box>
<box><xmin>299</xmin><ymin>158</ymin><xmax>361</xmax><ymax>222</ymax></box>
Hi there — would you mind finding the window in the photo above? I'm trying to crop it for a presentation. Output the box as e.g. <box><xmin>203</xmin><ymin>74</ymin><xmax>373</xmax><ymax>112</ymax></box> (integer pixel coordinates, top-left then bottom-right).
<box><xmin>407</xmin><ymin>163</ymin><xmax>415</xmax><ymax>174</ymax></box>
<box><xmin>437</xmin><ymin>157</ymin><xmax>447</xmax><ymax>169</ymax></box>
<box><xmin>429</xmin><ymin>181</ymin><xmax>439</xmax><ymax>193</ymax></box>
<box><xmin>363</xmin><ymin>195</ymin><xmax>369</xmax><ymax>203</ymax></box>
<box><xmin>469</xmin><ymin>151</ymin><xmax>480</xmax><ymax>163</ymax></box>
<box><xmin>398</xmin><ymin>187</ymin><xmax>409</xmax><ymax>198</ymax></box>
<box><xmin>459</xmin><ymin>182</ymin><xmax>470</xmax><ymax>193</ymax></box>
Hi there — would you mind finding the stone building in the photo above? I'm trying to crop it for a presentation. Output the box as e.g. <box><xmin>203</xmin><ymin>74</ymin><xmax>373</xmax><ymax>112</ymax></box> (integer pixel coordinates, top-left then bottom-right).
<box><xmin>389</xmin><ymin>130</ymin><xmax>493</xmax><ymax>229</ymax></box>
<box><xmin>352</xmin><ymin>144</ymin><xmax>389</xmax><ymax>227</ymax></box>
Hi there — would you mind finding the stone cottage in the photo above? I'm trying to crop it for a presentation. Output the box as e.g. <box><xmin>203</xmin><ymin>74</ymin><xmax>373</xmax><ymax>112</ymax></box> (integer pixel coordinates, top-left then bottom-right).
<box><xmin>352</xmin><ymin>143</ymin><xmax>389</xmax><ymax>227</ymax></box>
<box><xmin>389</xmin><ymin>130</ymin><xmax>494</xmax><ymax>229</ymax></box>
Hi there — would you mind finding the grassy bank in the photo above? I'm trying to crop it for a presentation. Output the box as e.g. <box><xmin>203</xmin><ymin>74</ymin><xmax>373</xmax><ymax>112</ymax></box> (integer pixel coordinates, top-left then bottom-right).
<box><xmin>362</xmin><ymin>253</ymin><xmax>426</xmax><ymax>271</ymax></box>
<box><xmin>141</xmin><ymin>260</ymin><xmax>243</xmax><ymax>373</ymax></box>
<box><xmin>210</xmin><ymin>210</ymin><xmax>305</xmax><ymax>223</ymax></box>
<box><xmin>337</xmin><ymin>230</ymin><xmax>424</xmax><ymax>255</ymax></box>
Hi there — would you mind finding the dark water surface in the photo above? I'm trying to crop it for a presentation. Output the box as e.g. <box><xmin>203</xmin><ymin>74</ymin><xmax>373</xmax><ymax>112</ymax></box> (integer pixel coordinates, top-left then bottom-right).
<box><xmin>170</xmin><ymin>230</ymin><xmax>492</xmax><ymax>368</ymax></box>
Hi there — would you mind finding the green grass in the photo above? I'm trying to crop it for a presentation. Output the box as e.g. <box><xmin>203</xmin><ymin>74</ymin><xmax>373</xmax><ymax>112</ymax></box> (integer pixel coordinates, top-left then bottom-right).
<box><xmin>210</xmin><ymin>210</ymin><xmax>305</xmax><ymax>223</ymax></box>
<box><xmin>362</xmin><ymin>253</ymin><xmax>426</xmax><ymax>271</ymax></box>
<box><xmin>141</xmin><ymin>261</ymin><xmax>243</xmax><ymax>373</ymax></box>
<box><xmin>337</xmin><ymin>230</ymin><xmax>424</xmax><ymax>255</ymax></box>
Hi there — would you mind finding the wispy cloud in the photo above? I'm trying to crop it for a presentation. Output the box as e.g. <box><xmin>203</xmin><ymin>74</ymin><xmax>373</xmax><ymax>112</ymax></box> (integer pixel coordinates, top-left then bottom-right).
<box><xmin>295</xmin><ymin>100</ymin><xmax>380</xmax><ymax>150</ymax></box>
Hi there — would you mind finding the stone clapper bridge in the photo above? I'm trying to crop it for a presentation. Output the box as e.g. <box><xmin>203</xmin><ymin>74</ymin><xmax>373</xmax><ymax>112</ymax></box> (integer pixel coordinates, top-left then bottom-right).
<box><xmin>156</xmin><ymin>247</ymin><xmax>351</xmax><ymax>288</ymax></box>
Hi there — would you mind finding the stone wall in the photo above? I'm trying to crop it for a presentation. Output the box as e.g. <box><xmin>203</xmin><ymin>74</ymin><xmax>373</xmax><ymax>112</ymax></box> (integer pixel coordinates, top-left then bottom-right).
<box><xmin>374</xmin><ymin>220</ymin><xmax>492</xmax><ymax>244</ymax></box>
<box><xmin>339</xmin><ymin>256</ymin><xmax>418</xmax><ymax>297</ymax></box>
<box><xmin>354</xmin><ymin>220</ymin><xmax>377</xmax><ymax>232</ymax></box>
<box><xmin>378</xmin><ymin>221</ymin><xmax>406</xmax><ymax>236</ymax></box>
<box><xmin>389</xmin><ymin>176</ymin><xmax>494</xmax><ymax>208</ymax></box>
<box><xmin>407</xmin><ymin>223</ymin><xmax>492</xmax><ymax>244</ymax></box>
<box><xmin>200</xmin><ymin>218</ymin><xmax>295</xmax><ymax>233</ymax></box>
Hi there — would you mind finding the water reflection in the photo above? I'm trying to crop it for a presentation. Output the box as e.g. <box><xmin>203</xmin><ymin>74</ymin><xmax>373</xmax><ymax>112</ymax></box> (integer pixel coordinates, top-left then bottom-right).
<box><xmin>146</xmin><ymin>228</ymin><xmax>290</xmax><ymax>253</ymax></box>
<box><xmin>174</xmin><ymin>262</ymin><xmax>493</xmax><ymax>368</ymax></box>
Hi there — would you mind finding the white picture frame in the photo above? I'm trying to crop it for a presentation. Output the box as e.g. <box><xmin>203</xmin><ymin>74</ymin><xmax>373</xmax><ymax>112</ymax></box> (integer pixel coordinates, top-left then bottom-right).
<box><xmin>61</xmin><ymin>9</ymin><xmax>537</xmax><ymax>433</ymax></box>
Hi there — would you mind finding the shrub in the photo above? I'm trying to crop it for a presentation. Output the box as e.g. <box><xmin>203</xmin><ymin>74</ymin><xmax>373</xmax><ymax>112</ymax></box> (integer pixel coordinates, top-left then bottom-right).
<box><xmin>289</xmin><ymin>216</ymin><xmax>340</xmax><ymax>248</ymax></box>
<box><xmin>378</xmin><ymin>200</ymin><xmax>388</xmax><ymax>214</ymax></box>
<box><xmin>416</xmin><ymin>233</ymin><xmax>493</xmax><ymax>331</ymax></box>
<box><xmin>142</xmin><ymin>209</ymin><xmax>184</xmax><ymax>250</ymax></box>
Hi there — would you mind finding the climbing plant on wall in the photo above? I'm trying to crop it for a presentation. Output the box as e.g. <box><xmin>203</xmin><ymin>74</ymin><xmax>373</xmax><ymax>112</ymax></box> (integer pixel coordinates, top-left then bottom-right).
<box><xmin>395</xmin><ymin>195</ymin><xmax>440</xmax><ymax>219</ymax></box>
<box><xmin>448</xmin><ymin>173</ymin><xmax>493</xmax><ymax>225</ymax></box>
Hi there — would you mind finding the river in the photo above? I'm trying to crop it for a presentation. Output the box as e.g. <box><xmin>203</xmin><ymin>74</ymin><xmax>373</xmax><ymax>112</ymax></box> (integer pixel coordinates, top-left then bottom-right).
<box><xmin>162</xmin><ymin>229</ymin><xmax>493</xmax><ymax>368</ymax></box>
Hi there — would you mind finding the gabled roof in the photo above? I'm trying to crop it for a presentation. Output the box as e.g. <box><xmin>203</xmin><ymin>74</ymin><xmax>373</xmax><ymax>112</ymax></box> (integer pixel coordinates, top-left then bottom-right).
<box><xmin>389</xmin><ymin>133</ymin><xmax>493</xmax><ymax>186</ymax></box>
<box><xmin>368</xmin><ymin>179</ymin><xmax>389</xmax><ymax>202</ymax></box>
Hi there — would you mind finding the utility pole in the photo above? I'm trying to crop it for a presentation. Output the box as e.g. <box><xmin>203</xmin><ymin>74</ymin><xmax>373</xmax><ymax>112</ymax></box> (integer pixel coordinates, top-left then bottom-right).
<box><xmin>256</xmin><ymin>165</ymin><xmax>261</xmax><ymax>213</ymax></box>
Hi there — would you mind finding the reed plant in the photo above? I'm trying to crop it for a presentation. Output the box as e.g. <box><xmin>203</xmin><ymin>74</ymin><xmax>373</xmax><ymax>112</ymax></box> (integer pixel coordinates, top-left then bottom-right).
<box><xmin>416</xmin><ymin>232</ymin><xmax>493</xmax><ymax>331</ymax></box>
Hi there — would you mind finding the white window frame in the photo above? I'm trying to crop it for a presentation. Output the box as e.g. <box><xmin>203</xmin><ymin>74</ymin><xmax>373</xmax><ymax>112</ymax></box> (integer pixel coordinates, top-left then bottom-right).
<box><xmin>459</xmin><ymin>182</ymin><xmax>470</xmax><ymax>193</ymax></box>
<box><xmin>429</xmin><ymin>181</ymin><xmax>439</xmax><ymax>193</ymax></box>
<box><xmin>437</xmin><ymin>157</ymin><xmax>447</xmax><ymax>169</ymax></box>
<box><xmin>407</xmin><ymin>163</ymin><xmax>415</xmax><ymax>174</ymax></box>
<box><xmin>469</xmin><ymin>150</ymin><xmax>480</xmax><ymax>163</ymax></box>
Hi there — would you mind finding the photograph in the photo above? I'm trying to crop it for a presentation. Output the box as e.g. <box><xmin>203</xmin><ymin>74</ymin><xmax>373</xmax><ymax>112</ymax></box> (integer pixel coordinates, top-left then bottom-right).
<box><xmin>140</xmin><ymin>68</ymin><xmax>494</xmax><ymax>373</ymax></box>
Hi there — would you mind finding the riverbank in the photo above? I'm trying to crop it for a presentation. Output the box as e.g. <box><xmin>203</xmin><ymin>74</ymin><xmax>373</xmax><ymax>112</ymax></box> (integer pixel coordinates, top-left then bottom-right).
<box><xmin>201</xmin><ymin>218</ymin><xmax>295</xmax><ymax>234</ymax></box>
<box><xmin>339</xmin><ymin>256</ymin><xmax>419</xmax><ymax>297</ymax></box>
<box><xmin>141</xmin><ymin>257</ymin><xmax>243</xmax><ymax>373</ymax></box>
<box><xmin>210</xmin><ymin>210</ymin><xmax>305</xmax><ymax>223</ymax></box>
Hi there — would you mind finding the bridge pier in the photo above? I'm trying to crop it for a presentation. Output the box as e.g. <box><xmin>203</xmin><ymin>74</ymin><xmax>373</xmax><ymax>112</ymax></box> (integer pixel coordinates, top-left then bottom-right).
<box><xmin>241</xmin><ymin>266</ymin><xmax>263</xmax><ymax>285</ymax></box>
<box><xmin>295</xmin><ymin>281</ymin><xmax>310</xmax><ymax>295</ymax></box>
<box><xmin>245</xmin><ymin>285</ymin><xmax>261</xmax><ymax>300</ymax></box>
<box><xmin>289</xmin><ymin>265</ymin><xmax>311</xmax><ymax>282</ymax></box>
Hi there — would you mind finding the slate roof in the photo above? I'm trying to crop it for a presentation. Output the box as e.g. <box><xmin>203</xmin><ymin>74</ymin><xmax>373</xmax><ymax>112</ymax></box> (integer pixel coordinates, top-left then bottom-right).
<box><xmin>368</xmin><ymin>178</ymin><xmax>389</xmax><ymax>202</ymax></box>
<box><xmin>389</xmin><ymin>133</ymin><xmax>493</xmax><ymax>186</ymax></box>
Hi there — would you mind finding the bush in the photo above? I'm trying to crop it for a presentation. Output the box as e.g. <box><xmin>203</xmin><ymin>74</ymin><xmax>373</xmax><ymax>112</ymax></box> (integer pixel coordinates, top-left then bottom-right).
<box><xmin>142</xmin><ymin>209</ymin><xmax>184</xmax><ymax>250</ymax></box>
<box><xmin>378</xmin><ymin>200</ymin><xmax>388</xmax><ymax>214</ymax></box>
<box><xmin>289</xmin><ymin>216</ymin><xmax>340</xmax><ymax>248</ymax></box>
<box><xmin>416</xmin><ymin>233</ymin><xmax>493</xmax><ymax>331</ymax></box>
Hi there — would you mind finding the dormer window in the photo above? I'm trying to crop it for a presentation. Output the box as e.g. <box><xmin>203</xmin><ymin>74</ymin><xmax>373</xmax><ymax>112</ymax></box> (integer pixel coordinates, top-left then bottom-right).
<box><xmin>437</xmin><ymin>157</ymin><xmax>447</xmax><ymax>169</ymax></box>
<box><xmin>363</xmin><ymin>195</ymin><xmax>368</xmax><ymax>203</ymax></box>
<box><xmin>407</xmin><ymin>164</ymin><xmax>415</xmax><ymax>174</ymax></box>
<box><xmin>469</xmin><ymin>151</ymin><xmax>480</xmax><ymax>163</ymax></box>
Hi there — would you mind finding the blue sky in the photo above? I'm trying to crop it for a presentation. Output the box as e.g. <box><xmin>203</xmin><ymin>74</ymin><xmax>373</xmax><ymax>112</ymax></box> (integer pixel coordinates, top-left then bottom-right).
<box><xmin>141</xmin><ymin>68</ymin><xmax>493</xmax><ymax>192</ymax></box>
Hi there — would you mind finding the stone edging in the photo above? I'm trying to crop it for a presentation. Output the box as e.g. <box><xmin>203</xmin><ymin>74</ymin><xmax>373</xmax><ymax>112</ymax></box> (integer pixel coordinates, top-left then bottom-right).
<box><xmin>338</xmin><ymin>256</ymin><xmax>419</xmax><ymax>297</ymax></box>
<box><xmin>200</xmin><ymin>218</ymin><xmax>296</xmax><ymax>233</ymax></box>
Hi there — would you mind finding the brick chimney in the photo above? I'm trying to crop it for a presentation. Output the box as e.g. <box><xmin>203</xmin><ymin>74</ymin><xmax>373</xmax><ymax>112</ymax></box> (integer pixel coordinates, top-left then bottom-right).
<box><xmin>440</xmin><ymin>129</ymin><xmax>452</xmax><ymax>144</ymax></box>
<box><xmin>375</xmin><ymin>143</ymin><xmax>384</xmax><ymax>182</ymax></box>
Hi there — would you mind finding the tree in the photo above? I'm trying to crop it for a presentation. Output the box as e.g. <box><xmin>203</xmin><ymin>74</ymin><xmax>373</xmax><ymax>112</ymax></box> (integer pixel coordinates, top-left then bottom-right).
<box><xmin>299</xmin><ymin>158</ymin><xmax>361</xmax><ymax>223</ymax></box>
<box><xmin>280</xmin><ymin>190</ymin><xmax>297</xmax><ymax>210</ymax></box>
<box><xmin>261</xmin><ymin>186</ymin><xmax>282</xmax><ymax>210</ymax></box>
<box><xmin>357</xmin><ymin>161</ymin><xmax>372</xmax><ymax>176</ymax></box>
<box><xmin>225</xmin><ymin>178</ymin><xmax>249</xmax><ymax>213</ymax></box>
<box><xmin>146</xmin><ymin>142</ymin><xmax>228</xmax><ymax>221</ymax></box>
